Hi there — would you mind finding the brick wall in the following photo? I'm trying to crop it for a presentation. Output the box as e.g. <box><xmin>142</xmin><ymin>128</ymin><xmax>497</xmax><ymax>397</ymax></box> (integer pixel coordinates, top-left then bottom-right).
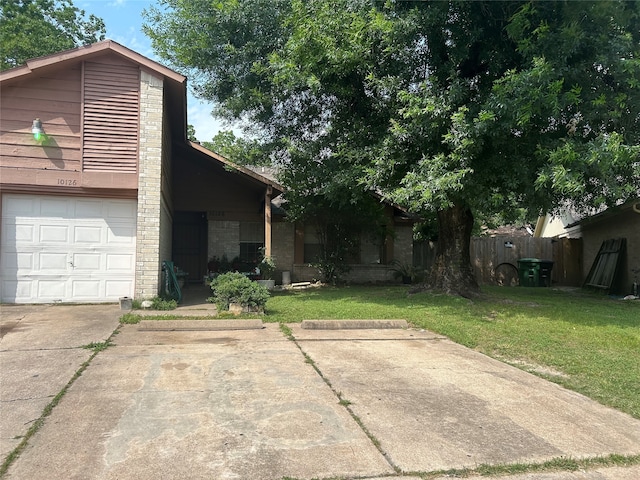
<box><xmin>159</xmin><ymin>198</ymin><xmax>172</xmax><ymax>268</ymax></box>
<box><xmin>135</xmin><ymin>71</ymin><xmax>164</xmax><ymax>298</ymax></box>
<box><xmin>394</xmin><ymin>225</ymin><xmax>414</xmax><ymax>265</ymax></box>
<box><xmin>292</xmin><ymin>264</ymin><xmax>397</xmax><ymax>283</ymax></box>
<box><xmin>288</xmin><ymin>222</ymin><xmax>414</xmax><ymax>284</ymax></box>
<box><xmin>272</xmin><ymin>222</ymin><xmax>295</xmax><ymax>282</ymax></box>
<box><xmin>208</xmin><ymin>220</ymin><xmax>240</xmax><ymax>261</ymax></box>
<box><xmin>158</xmin><ymin>101</ymin><xmax>173</xmax><ymax>274</ymax></box>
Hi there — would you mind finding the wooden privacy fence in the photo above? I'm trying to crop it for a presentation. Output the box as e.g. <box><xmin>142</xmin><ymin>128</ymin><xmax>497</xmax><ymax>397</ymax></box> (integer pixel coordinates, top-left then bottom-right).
<box><xmin>413</xmin><ymin>237</ymin><xmax>582</xmax><ymax>286</ymax></box>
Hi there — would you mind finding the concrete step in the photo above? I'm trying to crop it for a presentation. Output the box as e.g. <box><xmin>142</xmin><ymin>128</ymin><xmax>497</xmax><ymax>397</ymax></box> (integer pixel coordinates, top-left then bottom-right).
<box><xmin>301</xmin><ymin>319</ymin><xmax>408</xmax><ymax>330</ymax></box>
<box><xmin>138</xmin><ymin>319</ymin><xmax>263</xmax><ymax>331</ymax></box>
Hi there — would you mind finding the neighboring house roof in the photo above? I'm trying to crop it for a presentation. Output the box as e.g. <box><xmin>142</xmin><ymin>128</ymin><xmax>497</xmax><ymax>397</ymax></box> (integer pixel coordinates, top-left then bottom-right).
<box><xmin>1</xmin><ymin>40</ymin><xmax>281</xmax><ymax>194</ymax></box>
<box><xmin>566</xmin><ymin>198</ymin><xmax>640</xmax><ymax>229</ymax></box>
<box><xmin>480</xmin><ymin>225</ymin><xmax>533</xmax><ymax>237</ymax></box>
<box><xmin>244</xmin><ymin>165</ymin><xmax>280</xmax><ymax>183</ymax></box>
<box><xmin>535</xmin><ymin>197</ymin><xmax>640</xmax><ymax>237</ymax></box>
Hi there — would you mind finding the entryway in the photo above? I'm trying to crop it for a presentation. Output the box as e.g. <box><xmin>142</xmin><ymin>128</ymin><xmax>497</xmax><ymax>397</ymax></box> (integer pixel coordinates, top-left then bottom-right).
<box><xmin>171</xmin><ymin>211</ymin><xmax>207</xmax><ymax>284</ymax></box>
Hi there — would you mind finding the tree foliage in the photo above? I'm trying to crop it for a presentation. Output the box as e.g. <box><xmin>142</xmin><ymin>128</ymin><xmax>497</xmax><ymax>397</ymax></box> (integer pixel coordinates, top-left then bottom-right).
<box><xmin>144</xmin><ymin>0</ymin><xmax>640</xmax><ymax>295</ymax></box>
<box><xmin>202</xmin><ymin>130</ymin><xmax>267</xmax><ymax>166</ymax></box>
<box><xmin>0</xmin><ymin>0</ymin><xmax>106</xmax><ymax>71</ymax></box>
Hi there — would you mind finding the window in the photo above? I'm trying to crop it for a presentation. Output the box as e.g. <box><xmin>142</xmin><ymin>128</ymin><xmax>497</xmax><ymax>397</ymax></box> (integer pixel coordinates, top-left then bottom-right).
<box><xmin>239</xmin><ymin>222</ymin><xmax>264</xmax><ymax>263</ymax></box>
<box><xmin>303</xmin><ymin>225</ymin><xmax>322</xmax><ymax>263</ymax></box>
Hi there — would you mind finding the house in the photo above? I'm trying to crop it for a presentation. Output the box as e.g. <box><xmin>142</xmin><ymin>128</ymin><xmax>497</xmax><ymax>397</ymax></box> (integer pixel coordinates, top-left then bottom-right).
<box><xmin>534</xmin><ymin>199</ymin><xmax>640</xmax><ymax>294</ymax></box>
<box><xmin>0</xmin><ymin>41</ymin><xmax>282</xmax><ymax>303</ymax></box>
<box><xmin>0</xmin><ymin>41</ymin><xmax>414</xmax><ymax>304</ymax></box>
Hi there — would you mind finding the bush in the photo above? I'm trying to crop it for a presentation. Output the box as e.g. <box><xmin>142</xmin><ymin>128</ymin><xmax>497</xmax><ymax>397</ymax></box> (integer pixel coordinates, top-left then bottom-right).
<box><xmin>209</xmin><ymin>272</ymin><xmax>270</xmax><ymax>311</ymax></box>
<box><xmin>151</xmin><ymin>296</ymin><xmax>178</xmax><ymax>310</ymax></box>
<box><xmin>313</xmin><ymin>251</ymin><xmax>351</xmax><ymax>285</ymax></box>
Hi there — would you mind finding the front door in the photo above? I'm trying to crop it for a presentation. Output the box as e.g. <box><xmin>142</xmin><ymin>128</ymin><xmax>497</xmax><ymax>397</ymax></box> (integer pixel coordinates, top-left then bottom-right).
<box><xmin>172</xmin><ymin>211</ymin><xmax>207</xmax><ymax>284</ymax></box>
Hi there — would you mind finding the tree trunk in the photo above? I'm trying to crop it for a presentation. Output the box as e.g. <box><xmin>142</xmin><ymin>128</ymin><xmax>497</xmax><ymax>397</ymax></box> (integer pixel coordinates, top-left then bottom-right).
<box><xmin>428</xmin><ymin>203</ymin><xmax>479</xmax><ymax>297</ymax></box>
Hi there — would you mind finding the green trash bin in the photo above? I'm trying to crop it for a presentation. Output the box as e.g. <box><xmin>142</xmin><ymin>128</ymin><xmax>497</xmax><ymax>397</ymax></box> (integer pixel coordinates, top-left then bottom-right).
<box><xmin>538</xmin><ymin>260</ymin><xmax>554</xmax><ymax>287</ymax></box>
<box><xmin>517</xmin><ymin>258</ymin><xmax>554</xmax><ymax>287</ymax></box>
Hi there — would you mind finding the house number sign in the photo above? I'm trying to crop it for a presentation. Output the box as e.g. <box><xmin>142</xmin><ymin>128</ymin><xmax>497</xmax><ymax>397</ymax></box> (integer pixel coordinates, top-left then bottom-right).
<box><xmin>57</xmin><ymin>179</ymin><xmax>78</xmax><ymax>186</ymax></box>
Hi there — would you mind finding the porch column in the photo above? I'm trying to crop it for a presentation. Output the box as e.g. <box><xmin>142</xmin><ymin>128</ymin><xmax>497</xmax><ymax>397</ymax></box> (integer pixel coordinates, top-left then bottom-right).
<box><xmin>265</xmin><ymin>186</ymin><xmax>272</xmax><ymax>256</ymax></box>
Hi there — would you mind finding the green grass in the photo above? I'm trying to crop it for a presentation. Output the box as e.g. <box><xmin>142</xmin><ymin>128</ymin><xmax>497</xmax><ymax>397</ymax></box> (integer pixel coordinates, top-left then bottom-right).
<box><xmin>265</xmin><ymin>285</ymin><xmax>640</xmax><ymax>419</ymax></box>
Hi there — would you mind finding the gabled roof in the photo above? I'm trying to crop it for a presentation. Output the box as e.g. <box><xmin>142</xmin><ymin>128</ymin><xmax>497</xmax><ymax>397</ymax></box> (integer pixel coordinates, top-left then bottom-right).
<box><xmin>1</xmin><ymin>40</ymin><xmax>188</xmax><ymax>145</ymax></box>
<box><xmin>0</xmin><ymin>39</ymin><xmax>185</xmax><ymax>84</ymax></box>
<box><xmin>1</xmin><ymin>40</ymin><xmax>285</xmax><ymax>194</ymax></box>
<box><xmin>187</xmin><ymin>141</ymin><xmax>284</xmax><ymax>195</ymax></box>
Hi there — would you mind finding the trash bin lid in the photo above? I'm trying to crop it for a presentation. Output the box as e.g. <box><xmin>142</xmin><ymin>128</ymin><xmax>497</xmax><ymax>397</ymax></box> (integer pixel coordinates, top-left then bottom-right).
<box><xmin>518</xmin><ymin>258</ymin><xmax>540</xmax><ymax>262</ymax></box>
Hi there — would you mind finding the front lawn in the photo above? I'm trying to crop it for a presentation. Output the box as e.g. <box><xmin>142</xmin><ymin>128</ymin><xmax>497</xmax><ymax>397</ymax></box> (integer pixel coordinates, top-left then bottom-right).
<box><xmin>266</xmin><ymin>285</ymin><xmax>640</xmax><ymax>419</ymax></box>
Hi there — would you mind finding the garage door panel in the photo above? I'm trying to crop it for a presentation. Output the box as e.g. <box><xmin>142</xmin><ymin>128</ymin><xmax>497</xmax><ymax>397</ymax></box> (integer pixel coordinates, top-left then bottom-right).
<box><xmin>41</xmin><ymin>198</ymin><xmax>72</xmax><ymax>217</ymax></box>
<box><xmin>72</xmin><ymin>253</ymin><xmax>101</xmax><ymax>270</ymax></box>
<box><xmin>1</xmin><ymin>194</ymin><xmax>137</xmax><ymax>303</ymax></box>
<box><xmin>106</xmin><ymin>253</ymin><xmax>134</xmax><ymax>270</ymax></box>
<box><xmin>39</xmin><ymin>224</ymin><xmax>69</xmax><ymax>243</ymax></box>
<box><xmin>37</xmin><ymin>279</ymin><xmax>66</xmax><ymax>298</ymax></box>
<box><xmin>5</xmin><ymin>224</ymin><xmax>36</xmax><ymax>243</ymax></box>
<box><xmin>74</xmin><ymin>225</ymin><xmax>103</xmax><ymax>243</ymax></box>
<box><xmin>1</xmin><ymin>252</ymin><xmax>33</xmax><ymax>270</ymax></box>
<box><xmin>108</xmin><ymin>224</ymin><xmax>136</xmax><ymax>243</ymax></box>
<box><xmin>71</xmin><ymin>280</ymin><xmax>101</xmax><ymax>298</ymax></box>
<box><xmin>75</xmin><ymin>199</ymin><xmax>104</xmax><ymax>218</ymax></box>
<box><xmin>39</xmin><ymin>253</ymin><xmax>69</xmax><ymax>271</ymax></box>
<box><xmin>2</xmin><ymin>280</ymin><xmax>33</xmax><ymax>302</ymax></box>
<box><xmin>107</xmin><ymin>201</ymin><xmax>136</xmax><ymax>219</ymax></box>
<box><xmin>105</xmin><ymin>280</ymin><xmax>134</xmax><ymax>297</ymax></box>
<box><xmin>3</xmin><ymin>196</ymin><xmax>35</xmax><ymax>215</ymax></box>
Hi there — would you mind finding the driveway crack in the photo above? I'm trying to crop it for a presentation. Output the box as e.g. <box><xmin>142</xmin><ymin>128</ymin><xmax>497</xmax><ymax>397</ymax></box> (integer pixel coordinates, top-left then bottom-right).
<box><xmin>279</xmin><ymin>323</ymin><xmax>402</xmax><ymax>475</ymax></box>
<box><xmin>0</xmin><ymin>324</ymin><xmax>121</xmax><ymax>476</ymax></box>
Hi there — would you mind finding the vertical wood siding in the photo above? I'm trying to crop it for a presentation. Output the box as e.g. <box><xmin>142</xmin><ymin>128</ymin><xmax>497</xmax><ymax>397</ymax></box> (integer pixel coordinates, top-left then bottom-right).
<box><xmin>0</xmin><ymin>68</ymin><xmax>82</xmax><ymax>170</ymax></box>
<box><xmin>82</xmin><ymin>58</ymin><xmax>139</xmax><ymax>173</ymax></box>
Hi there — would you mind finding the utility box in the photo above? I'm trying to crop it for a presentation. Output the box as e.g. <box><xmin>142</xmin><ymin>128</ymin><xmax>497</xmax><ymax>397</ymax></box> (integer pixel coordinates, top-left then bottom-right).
<box><xmin>518</xmin><ymin>258</ymin><xmax>554</xmax><ymax>287</ymax></box>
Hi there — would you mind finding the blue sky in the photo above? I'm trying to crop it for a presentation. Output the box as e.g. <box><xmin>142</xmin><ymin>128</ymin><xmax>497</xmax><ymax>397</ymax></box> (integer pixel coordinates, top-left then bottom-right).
<box><xmin>77</xmin><ymin>0</ymin><xmax>229</xmax><ymax>142</ymax></box>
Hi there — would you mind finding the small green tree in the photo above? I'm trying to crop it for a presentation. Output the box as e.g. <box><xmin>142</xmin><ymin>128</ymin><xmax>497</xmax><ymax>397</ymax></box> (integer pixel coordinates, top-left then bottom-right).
<box><xmin>1</xmin><ymin>0</ymin><xmax>105</xmax><ymax>71</ymax></box>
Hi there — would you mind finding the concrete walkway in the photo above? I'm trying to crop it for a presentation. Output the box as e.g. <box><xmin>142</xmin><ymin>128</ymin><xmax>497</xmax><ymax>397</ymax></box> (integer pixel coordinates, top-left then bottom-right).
<box><xmin>1</xmin><ymin>305</ymin><xmax>640</xmax><ymax>479</ymax></box>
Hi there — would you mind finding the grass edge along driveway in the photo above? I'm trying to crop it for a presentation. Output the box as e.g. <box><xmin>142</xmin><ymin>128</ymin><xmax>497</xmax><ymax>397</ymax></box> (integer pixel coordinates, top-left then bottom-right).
<box><xmin>265</xmin><ymin>285</ymin><xmax>640</xmax><ymax>420</ymax></box>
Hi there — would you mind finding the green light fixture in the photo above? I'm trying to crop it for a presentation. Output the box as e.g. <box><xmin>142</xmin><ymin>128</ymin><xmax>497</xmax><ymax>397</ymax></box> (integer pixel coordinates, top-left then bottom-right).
<box><xmin>31</xmin><ymin>118</ymin><xmax>44</xmax><ymax>141</ymax></box>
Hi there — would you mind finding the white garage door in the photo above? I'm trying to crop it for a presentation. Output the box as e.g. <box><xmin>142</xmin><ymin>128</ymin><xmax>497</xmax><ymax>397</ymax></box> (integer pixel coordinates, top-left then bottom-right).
<box><xmin>1</xmin><ymin>194</ymin><xmax>137</xmax><ymax>304</ymax></box>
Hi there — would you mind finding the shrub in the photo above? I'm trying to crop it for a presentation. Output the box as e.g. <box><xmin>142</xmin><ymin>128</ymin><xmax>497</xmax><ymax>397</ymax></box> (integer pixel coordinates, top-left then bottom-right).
<box><xmin>131</xmin><ymin>298</ymin><xmax>143</xmax><ymax>309</ymax></box>
<box><xmin>258</xmin><ymin>254</ymin><xmax>276</xmax><ymax>280</ymax></box>
<box><xmin>209</xmin><ymin>272</ymin><xmax>270</xmax><ymax>311</ymax></box>
<box><xmin>151</xmin><ymin>296</ymin><xmax>178</xmax><ymax>310</ymax></box>
<box><xmin>390</xmin><ymin>260</ymin><xmax>419</xmax><ymax>284</ymax></box>
<box><xmin>313</xmin><ymin>251</ymin><xmax>351</xmax><ymax>285</ymax></box>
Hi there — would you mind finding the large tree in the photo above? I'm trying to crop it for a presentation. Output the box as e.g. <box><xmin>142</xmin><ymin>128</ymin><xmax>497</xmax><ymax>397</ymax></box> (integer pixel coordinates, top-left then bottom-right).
<box><xmin>0</xmin><ymin>0</ymin><xmax>105</xmax><ymax>71</ymax></box>
<box><xmin>144</xmin><ymin>0</ymin><xmax>640</xmax><ymax>295</ymax></box>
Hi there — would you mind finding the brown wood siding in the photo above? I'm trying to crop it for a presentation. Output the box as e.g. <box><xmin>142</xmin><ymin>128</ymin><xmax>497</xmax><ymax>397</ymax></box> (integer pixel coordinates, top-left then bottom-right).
<box><xmin>0</xmin><ymin>67</ymin><xmax>82</xmax><ymax>171</ymax></box>
<box><xmin>82</xmin><ymin>58</ymin><xmax>139</xmax><ymax>173</ymax></box>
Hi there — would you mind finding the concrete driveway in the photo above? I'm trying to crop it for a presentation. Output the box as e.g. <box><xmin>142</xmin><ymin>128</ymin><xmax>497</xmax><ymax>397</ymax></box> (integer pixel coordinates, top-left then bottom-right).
<box><xmin>1</xmin><ymin>306</ymin><xmax>640</xmax><ymax>479</ymax></box>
